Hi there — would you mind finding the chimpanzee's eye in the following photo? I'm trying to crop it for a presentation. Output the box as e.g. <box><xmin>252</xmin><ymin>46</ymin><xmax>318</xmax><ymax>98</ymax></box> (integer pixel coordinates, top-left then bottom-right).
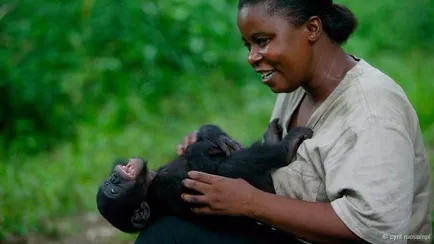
<box><xmin>106</xmin><ymin>186</ymin><xmax>121</xmax><ymax>197</ymax></box>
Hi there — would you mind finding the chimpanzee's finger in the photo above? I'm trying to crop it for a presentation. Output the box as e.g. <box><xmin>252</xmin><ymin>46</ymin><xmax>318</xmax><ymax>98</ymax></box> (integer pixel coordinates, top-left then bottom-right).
<box><xmin>228</xmin><ymin>139</ymin><xmax>244</xmax><ymax>152</ymax></box>
<box><xmin>217</xmin><ymin>137</ymin><xmax>232</xmax><ymax>156</ymax></box>
<box><xmin>181</xmin><ymin>131</ymin><xmax>198</xmax><ymax>154</ymax></box>
<box><xmin>275</xmin><ymin>119</ymin><xmax>283</xmax><ymax>132</ymax></box>
<box><xmin>182</xmin><ymin>136</ymin><xmax>190</xmax><ymax>148</ymax></box>
<box><xmin>270</xmin><ymin>118</ymin><xmax>280</xmax><ymax>127</ymax></box>
<box><xmin>218</xmin><ymin>140</ymin><xmax>231</xmax><ymax>157</ymax></box>
<box><xmin>208</xmin><ymin>148</ymin><xmax>224</xmax><ymax>156</ymax></box>
<box><xmin>221</xmin><ymin>137</ymin><xmax>243</xmax><ymax>155</ymax></box>
<box><xmin>176</xmin><ymin>144</ymin><xmax>185</xmax><ymax>156</ymax></box>
<box><xmin>187</xmin><ymin>131</ymin><xmax>198</xmax><ymax>144</ymax></box>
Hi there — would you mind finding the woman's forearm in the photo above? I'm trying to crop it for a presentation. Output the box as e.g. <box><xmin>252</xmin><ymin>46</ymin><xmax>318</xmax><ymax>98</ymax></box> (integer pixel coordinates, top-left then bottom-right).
<box><xmin>245</xmin><ymin>190</ymin><xmax>364</xmax><ymax>243</ymax></box>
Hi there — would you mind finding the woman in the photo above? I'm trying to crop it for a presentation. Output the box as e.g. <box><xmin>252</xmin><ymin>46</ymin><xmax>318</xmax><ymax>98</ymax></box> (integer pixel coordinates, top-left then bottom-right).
<box><xmin>135</xmin><ymin>0</ymin><xmax>432</xmax><ymax>243</ymax></box>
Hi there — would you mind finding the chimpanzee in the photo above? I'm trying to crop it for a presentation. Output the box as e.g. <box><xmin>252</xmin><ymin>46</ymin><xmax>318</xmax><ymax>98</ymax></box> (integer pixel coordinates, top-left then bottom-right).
<box><xmin>96</xmin><ymin>119</ymin><xmax>313</xmax><ymax>234</ymax></box>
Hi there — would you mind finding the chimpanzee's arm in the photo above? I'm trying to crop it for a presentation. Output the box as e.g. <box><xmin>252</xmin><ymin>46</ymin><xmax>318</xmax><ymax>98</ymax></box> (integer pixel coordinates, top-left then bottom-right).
<box><xmin>217</xmin><ymin>143</ymin><xmax>289</xmax><ymax>177</ymax></box>
<box><xmin>217</xmin><ymin>126</ymin><xmax>314</xmax><ymax>179</ymax></box>
<box><xmin>196</xmin><ymin>119</ymin><xmax>284</xmax><ymax>158</ymax></box>
<box><xmin>212</xmin><ymin>143</ymin><xmax>288</xmax><ymax>193</ymax></box>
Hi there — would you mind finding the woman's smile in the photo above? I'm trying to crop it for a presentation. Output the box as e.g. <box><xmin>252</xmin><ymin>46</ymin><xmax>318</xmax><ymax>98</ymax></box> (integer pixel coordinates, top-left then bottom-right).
<box><xmin>257</xmin><ymin>68</ymin><xmax>277</xmax><ymax>84</ymax></box>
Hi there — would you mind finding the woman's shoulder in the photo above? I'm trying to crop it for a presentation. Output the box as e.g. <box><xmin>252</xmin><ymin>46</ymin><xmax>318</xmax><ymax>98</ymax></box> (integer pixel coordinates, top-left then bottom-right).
<box><xmin>346</xmin><ymin>59</ymin><xmax>418</xmax><ymax>126</ymax></box>
<box><xmin>310</xmin><ymin>58</ymin><xmax>420</xmax><ymax>143</ymax></box>
<box><xmin>355</xmin><ymin>59</ymin><xmax>408</xmax><ymax>99</ymax></box>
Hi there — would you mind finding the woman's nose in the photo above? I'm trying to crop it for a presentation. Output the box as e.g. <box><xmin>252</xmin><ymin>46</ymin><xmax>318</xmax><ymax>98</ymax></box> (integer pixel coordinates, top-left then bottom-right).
<box><xmin>248</xmin><ymin>46</ymin><xmax>263</xmax><ymax>66</ymax></box>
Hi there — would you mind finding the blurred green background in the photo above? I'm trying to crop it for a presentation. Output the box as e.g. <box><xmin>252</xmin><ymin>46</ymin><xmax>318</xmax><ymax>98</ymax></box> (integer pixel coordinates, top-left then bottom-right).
<box><xmin>0</xmin><ymin>0</ymin><xmax>433</xmax><ymax>243</ymax></box>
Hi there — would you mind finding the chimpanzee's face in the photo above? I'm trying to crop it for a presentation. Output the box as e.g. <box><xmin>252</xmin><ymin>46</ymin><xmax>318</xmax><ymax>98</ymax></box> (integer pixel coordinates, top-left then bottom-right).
<box><xmin>96</xmin><ymin>157</ymin><xmax>153</xmax><ymax>233</ymax></box>
<box><xmin>104</xmin><ymin>157</ymin><xmax>148</xmax><ymax>199</ymax></box>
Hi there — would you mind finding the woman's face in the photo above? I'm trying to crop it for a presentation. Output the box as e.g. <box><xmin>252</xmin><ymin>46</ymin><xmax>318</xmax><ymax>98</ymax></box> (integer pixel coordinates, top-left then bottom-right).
<box><xmin>237</xmin><ymin>4</ymin><xmax>313</xmax><ymax>93</ymax></box>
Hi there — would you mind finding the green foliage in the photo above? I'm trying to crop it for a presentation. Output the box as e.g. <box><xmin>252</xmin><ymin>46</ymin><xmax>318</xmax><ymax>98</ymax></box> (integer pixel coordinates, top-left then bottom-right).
<box><xmin>1</xmin><ymin>0</ymin><xmax>433</xmax><ymax>154</ymax></box>
<box><xmin>0</xmin><ymin>0</ymin><xmax>433</xmax><ymax>241</ymax></box>
<box><xmin>0</xmin><ymin>0</ymin><xmax>255</xmax><ymax>154</ymax></box>
<box><xmin>342</xmin><ymin>1</ymin><xmax>434</xmax><ymax>53</ymax></box>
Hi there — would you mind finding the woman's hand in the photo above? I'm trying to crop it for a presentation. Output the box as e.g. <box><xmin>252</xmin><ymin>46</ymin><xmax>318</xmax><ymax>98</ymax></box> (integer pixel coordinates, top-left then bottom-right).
<box><xmin>181</xmin><ymin>171</ymin><xmax>261</xmax><ymax>217</ymax></box>
<box><xmin>176</xmin><ymin>131</ymin><xmax>198</xmax><ymax>156</ymax></box>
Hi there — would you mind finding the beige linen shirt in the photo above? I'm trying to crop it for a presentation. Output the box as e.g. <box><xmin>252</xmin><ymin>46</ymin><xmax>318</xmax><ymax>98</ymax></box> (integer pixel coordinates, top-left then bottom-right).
<box><xmin>270</xmin><ymin>59</ymin><xmax>432</xmax><ymax>243</ymax></box>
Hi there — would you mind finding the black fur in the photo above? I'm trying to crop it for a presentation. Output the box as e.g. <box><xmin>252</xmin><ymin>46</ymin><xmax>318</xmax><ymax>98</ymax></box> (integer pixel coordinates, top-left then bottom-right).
<box><xmin>96</xmin><ymin>119</ymin><xmax>313</xmax><ymax>233</ymax></box>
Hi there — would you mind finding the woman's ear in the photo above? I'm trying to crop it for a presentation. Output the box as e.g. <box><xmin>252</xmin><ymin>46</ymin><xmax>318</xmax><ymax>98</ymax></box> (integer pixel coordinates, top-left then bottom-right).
<box><xmin>130</xmin><ymin>201</ymin><xmax>151</xmax><ymax>230</ymax></box>
<box><xmin>305</xmin><ymin>16</ymin><xmax>322</xmax><ymax>43</ymax></box>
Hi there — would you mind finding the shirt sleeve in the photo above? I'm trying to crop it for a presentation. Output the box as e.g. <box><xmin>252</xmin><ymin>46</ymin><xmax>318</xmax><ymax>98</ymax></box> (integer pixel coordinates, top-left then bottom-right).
<box><xmin>325</xmin><ymin>118</ymin><xmax>415</xmax><ymax>244</ymax></box>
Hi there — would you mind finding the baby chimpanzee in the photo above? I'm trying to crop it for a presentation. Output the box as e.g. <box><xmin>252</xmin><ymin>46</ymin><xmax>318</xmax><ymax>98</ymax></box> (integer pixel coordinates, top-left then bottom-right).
<box><xmin>96</xmin><ymin>119</ymin><xmax>313</xmax><ymax>233</ymax></box>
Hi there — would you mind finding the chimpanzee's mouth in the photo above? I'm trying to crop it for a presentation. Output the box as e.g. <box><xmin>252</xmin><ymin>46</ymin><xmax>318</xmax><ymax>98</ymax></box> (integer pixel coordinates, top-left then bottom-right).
<box><xmin>116</xmin><ymin>158</ymin><xmax>145</xmax><ymax>180</ymax></box>
<box><xmin>119</xmin><ymin>164</ymin><xmax>136</xmax><ymax>180</ymax></box>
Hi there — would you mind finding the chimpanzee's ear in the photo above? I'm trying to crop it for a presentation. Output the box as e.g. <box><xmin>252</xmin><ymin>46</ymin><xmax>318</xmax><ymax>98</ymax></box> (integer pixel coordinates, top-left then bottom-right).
<box><xmin>130</xmin><ymin>201</ymin><xmax>151</xmax><ymax>230</ymax></box>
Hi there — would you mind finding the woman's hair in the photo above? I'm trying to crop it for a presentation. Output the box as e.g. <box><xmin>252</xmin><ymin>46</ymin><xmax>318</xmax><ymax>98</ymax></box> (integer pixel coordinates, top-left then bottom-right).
<box><xmin>238</xmin><ymin>0</ymin><xmax>358</xmax><ymax>45</ymax></box>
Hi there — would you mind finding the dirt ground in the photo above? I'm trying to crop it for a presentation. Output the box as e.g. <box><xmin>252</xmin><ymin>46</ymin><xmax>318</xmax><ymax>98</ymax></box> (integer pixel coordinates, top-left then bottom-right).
<box><xmin>3</xmin><ymin>213</ymin><xmax>134</xmax><ymax>244</ymax></box>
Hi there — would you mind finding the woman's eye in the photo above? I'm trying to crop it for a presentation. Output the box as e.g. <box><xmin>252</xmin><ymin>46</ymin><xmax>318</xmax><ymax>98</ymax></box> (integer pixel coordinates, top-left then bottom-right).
<box><xmin>257</xmin><ymin>38</ymin><xmax>269</xmax><ymax>47</ymax></box>
<box><xmin>244</xmin><ymin>43</ymin><xmax>251</xmax><ymax>51</ymax></box>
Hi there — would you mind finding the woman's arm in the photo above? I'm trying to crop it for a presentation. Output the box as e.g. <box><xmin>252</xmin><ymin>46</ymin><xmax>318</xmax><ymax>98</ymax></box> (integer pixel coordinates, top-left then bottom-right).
<box><xmin>245</xmin><ymin>186</ymin><xmax>365</xmax><ymax>243</ymax></box>
<box><xmin>181</xmin><ymin>172</ymin><xmax>364</xmax><ymax>243</ymax></box>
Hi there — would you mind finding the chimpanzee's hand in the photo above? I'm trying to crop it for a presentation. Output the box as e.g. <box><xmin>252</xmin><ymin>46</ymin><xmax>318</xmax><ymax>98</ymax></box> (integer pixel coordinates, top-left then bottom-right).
<box><xmin>263</xmin><ymin>118</ymin><xmax>283</xmax><ymax>145</ymax></box>
<box><xmin>212</xmin><ymin>135</ymin><xmax>244</xmax><ymax>157</ymax></box>
<box><xmin>176</xmin><ymin>130</ymin><xmax>199</xmax><ymax>156</ymax></box>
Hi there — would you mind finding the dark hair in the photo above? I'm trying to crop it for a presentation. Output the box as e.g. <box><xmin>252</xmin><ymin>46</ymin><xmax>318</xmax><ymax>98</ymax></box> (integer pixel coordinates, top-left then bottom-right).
<box><xmin>238</xmin><ymin>0</ymin><xmax>358</xmax><ymax>45</ymax></box>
